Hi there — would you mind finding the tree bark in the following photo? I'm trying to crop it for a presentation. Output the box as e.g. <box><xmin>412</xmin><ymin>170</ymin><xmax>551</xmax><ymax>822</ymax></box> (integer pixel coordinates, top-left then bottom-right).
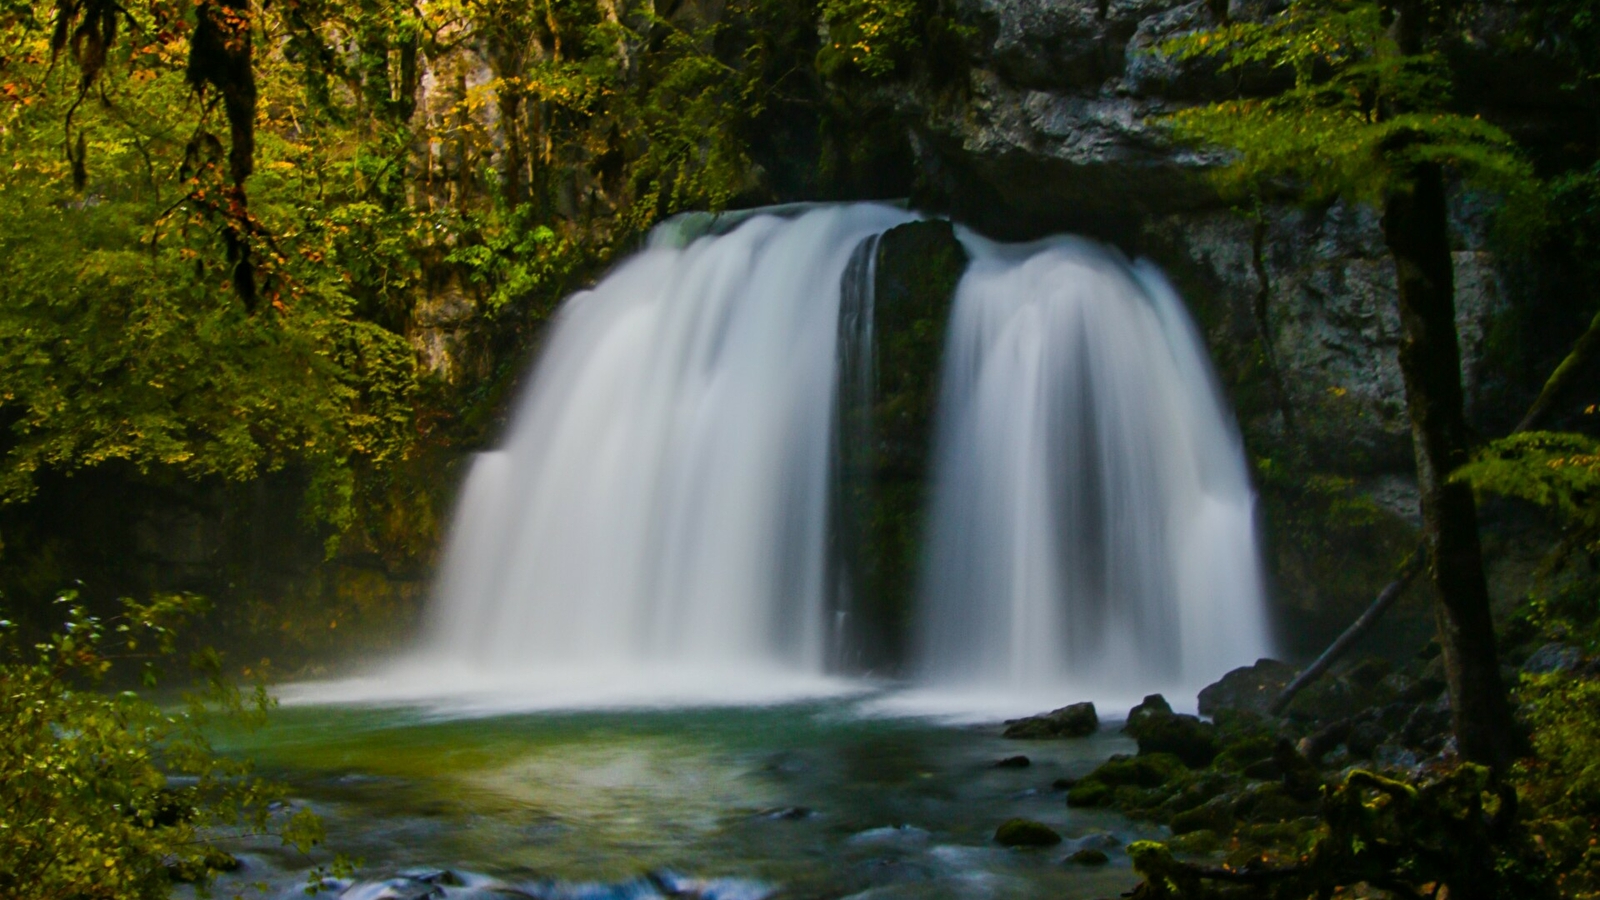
<box><xmin>1382</xmin><ymin>161</ymin><xmax>1519</xmax><ymax>769</ymax></box>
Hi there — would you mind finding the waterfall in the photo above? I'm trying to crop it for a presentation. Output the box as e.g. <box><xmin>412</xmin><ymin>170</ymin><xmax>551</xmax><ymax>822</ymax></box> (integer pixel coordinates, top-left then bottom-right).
<box><xmin>910</xmin><ymin>232</ymin><xmax>1270</xmax><ymax>708</ymax></box>
<box><xmin>301</xmin><ymin>204</ymin><xmax>916</xmax><ymax>709</ymax></box>
<box><xmin>285</xmin><ymin>203</ymin><xmax>1270</xmax><ymax>715</ymax></box>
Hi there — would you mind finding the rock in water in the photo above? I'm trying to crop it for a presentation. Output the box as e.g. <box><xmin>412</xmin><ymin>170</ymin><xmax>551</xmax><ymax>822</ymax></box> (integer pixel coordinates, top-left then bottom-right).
<box><xmin>1123</xmin><ymin>694</ymin><xmax>1173</xmax><ymax>733</ymax></box>
<box><xmin>1066</xmin><ymin>848</ymin><xmax>1110</xmax><ymax>865</ymax></box>
<box><xmin>1122</xmin><ymin>700</ymin><xmax>1219</xmax><ymax>768</ymax></box>
<box><xmin>994</xmin><ymin>818</ymin><xmax>1063</xmax><ymax>847</ymax></box>
<box><xmin>340</xmin><ymin>878</ymin><xmax>445</xmax><ymax>900</ymax></box>
<box><xmin>994</xmin><ymin>754</ymin><xmax>1031</xmax><ymax>768</ymax></box>
<box><xmin>1002</xmin><ymin>702</ymin><xmax>1098</xmax><ymax>738</ymax></box>
<box><xmin>1197</xmin><ymin>659</ymin><xmax>1295</xmax><ymax>717</ymax></box>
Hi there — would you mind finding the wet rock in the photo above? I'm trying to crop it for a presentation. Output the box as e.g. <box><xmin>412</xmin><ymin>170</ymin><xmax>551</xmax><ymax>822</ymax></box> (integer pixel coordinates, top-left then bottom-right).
<box><xmin>340</xmin><ymin>877</ymin><xmax>446</xmax><ymax>900</ymax></box>
<box><xmin>994</xmin><ymin>754</ymin><xmax>1032</xmax><ymax>768</ymax></box>
<box><xmin>1066</xmin><ymin>780</ymin><xmax>1112</xmax><ymax>807</ymax></box>
<box><xmin>1124</xmin><ymin>694</ymin><xmax>1173</xmax><ymax>732</ymax></box>
<box><xmin>1233</xmin><ymin>781</ymin><xmax>1317</xmax><ymax>823</ymax></box>
<box><xmin>1065</xmin><ymin>831</ymin><xmax>1123</xmax><ymax>854</ymax></box>
<box><xmin>854</xmin><ymin>856</ymin><xmax>935</xmax><ymax>888</ymax></box>
<box><xmin>1126</xmin><ymin>710</ymin><xmax>1220</xmax><ymax>768</ymax></box>
<box><xmin>1372</xmin><ymin>743</ymin><xmax>1422</xmax><ymax>773</ymax></box>
<box><xmin>1003</xmin><ymin>701</ymin><xmax>1099</xmax><ymax>738</ymax></box>
<box><xmin>1241</xmin><ymin>757</ymin><xmax>1283</xmax><ymax>780</ymax></box>
<box><xmin>1051</xmin><ymin>777</ymin><xmax>1077</xmax><ymax>789</ymax></box>
<box><xmin>1523</xmin><ymin>642</ymin><xmax>1583</xmax><ymax>674</ymax></box>
<box><xmin>1167</xmin><ymin>829</ymin><xmax>1222</xmax><ymax>854</ymax></box>
<box><xmin>1066</xmin><ymin>848</ymin><xmax>1110</xmax><ymax>865</ymax></box>
<box><xmin>1087</xmin><ymin>752</ymin><xmax>1187</xmax><ymax>788</ymax></box>
<box><xmin>1197</xmin><ymin>659</ymin><xmax>1296</xmax><ymax>717</ymax></box>
<box><xmin>1171</xmin><ymin>794</ymin><xmax>1237</xmax><ymax>835</ymax></box>
<box><xmin>1274</xmin><ymin>739</ymin><xmax>1324</xmax><ymax>802</ymax></box>
<box><xmin>846</xmin><ymin>824</ymin><xmax>932</xmax><ymax>848</ymax></box>
<box><xmin>648</xmin><ymin>870</ymin><xmax>776</xmax><ymax>900</ymax></box>
<box><xmin>1155</xmin><ymin>773</ymin><xmax>1235</xmax><ymax>817</ymax></box>
<box><xmin>1400</xmin><ymin>696</ymin><xmax>1453</xmax><ymax>749</ymax></box>
<box><xmin>994</xmin><ymin>817</ymin><xmax>1064</xmax><ymax>847</ymax></box>
<box><xmin>397</xmin><ymin>868</ymin><xmax>463</xmax><ymax>887</ymax></box>
<box><xmin>448</xmin><ymin>880</ymin><xmax>537</xmax><ymax>900</ymax></box>
<box><xmin>1214</xmin><ymin>734</ymin><xmax>1276</xmax><ymax>773</ymax></box>
<box><xmin>757</xmin><ymin>806</ymin><xmax>815</xmax><ymax>820</ymax></box>
<box><xmin>165</xmin><ymin>847</ymin><xmax>241</xmax><ymax>883</ymax></box>
<box><xmin>1346</xmin><ymin>720</ymin><xmax>1389</xmax><ymax>759</ymax></box>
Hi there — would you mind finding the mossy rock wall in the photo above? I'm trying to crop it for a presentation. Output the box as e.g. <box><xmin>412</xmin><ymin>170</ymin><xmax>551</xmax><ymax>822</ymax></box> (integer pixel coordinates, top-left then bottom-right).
<box><xmin>831</xmin><ymin>219</ymin><xmax>969</xmax><ymax>674</ymax></box>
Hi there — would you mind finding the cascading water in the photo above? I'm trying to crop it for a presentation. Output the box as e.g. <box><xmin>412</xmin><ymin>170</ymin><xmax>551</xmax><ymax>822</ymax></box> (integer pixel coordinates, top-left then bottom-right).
<box><xmin>287</xmin><ymin>203</ymin><xmax>1269</xmax><ymax>715</ymax></box>
<box><xmin>293</xmin><ymin>204</ymin><xmax>917</xmax><ymax>709</ymax></box>
<box><xmin>907</xmin><ymin>232</ymin><xmax>1270</xmax><ymax>712</ymax></box>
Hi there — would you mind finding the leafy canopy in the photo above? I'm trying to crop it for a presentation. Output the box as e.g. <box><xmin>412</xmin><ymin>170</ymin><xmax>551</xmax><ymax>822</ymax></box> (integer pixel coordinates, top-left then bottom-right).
<box><xmin>1161</xmin><ymin>0</ymin><xmax>1533</xmax><ymax>203</ymax></box>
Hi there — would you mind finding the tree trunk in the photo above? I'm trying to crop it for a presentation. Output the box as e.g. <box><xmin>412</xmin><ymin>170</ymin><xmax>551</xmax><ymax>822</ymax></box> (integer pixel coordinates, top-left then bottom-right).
<box><xmin>1382</xmin><ymin>161</ymin><xmax>1519</xmax><ymax>769</ymax></box>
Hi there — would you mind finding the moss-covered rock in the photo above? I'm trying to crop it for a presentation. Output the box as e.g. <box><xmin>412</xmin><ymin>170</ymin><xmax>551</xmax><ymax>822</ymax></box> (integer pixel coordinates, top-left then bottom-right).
<box><xmin>1126</xmin><ymin>710</ymin><xmax>1221</xmax><ymax>768</ymax></box>
<box><xmin>831</xmin><ymin>219</ymin><xmax>968</xmax><ymax>673</ymax></box>
<box><xmin>1066</xmin><ymin>780</ymin><xmax>1112</xmax><ymax>807</ymax></box>
<box><xmin>1066</xmin><ymin>847</ymin><xmax>1110</xmax><ymax>865</ymax></box>
<box><xmin>1003</xmin><ymin>701</ymin><xmax>1098</xmax><ymax>738</ymax></box>
<box><xmin>1166</xmin><ymin>829</ymin><xmax>1222</xmax><ymax>855</ymax></box>
<box><xmin>994</xmin><ymin>818</ymin><xmax>1063</xmax><ymax>847</ymax></box>
<box><xmin>1170</xmin><ymin>797</ymin><xmax>1236</xmax><ymax>836</ymax></box>
<box><xmin>1090</xmin><ymin>753</ymin><xmax>1187</xmax><ymax>788</ymax></box>
<box><xmin>1198</xmin><ymin>659</ymin><xmax>1296</xmax><ymax>717</ymax></box>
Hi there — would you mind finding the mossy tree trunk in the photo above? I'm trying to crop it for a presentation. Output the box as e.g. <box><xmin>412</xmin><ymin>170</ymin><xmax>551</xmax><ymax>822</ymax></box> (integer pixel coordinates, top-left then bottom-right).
<box><xmin>1382</xmin><ymin>160</ymin><xmax>1519</xmax><ymax>770</ymax></box>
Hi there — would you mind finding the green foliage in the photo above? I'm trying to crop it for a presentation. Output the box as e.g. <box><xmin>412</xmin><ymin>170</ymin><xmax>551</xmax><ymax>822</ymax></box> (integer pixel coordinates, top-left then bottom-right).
<box><xmin>1516</xmin><ymin>673</ymin><xmax>1600</xmax><ymax>898</ymax></box>
<box><xmin>0</xmin><ymin>592</ymin><xmax>322</xmax><ymax>900</ymax></box>
<box><xmin>1520</xmin><ymin>673</ymin><xmax>1600</xmax><ymax>814</ymax></box>
<box><xmin>818</xmin><ymin>0</ymin><xmax>924</xmax><ymax>78</ymax></box>
<box><xmin>1456</xmin><ymin>431</ymin><xmax>1600</xmax><ymax>550</ymax></box>
<box><xmin>1162</xmin><ymin>1</ymin><xmax>1535</xmax><ymax>205</ymax></box>
<box><xmin>1128</xmin><ymin>764</ymin><xmax>1554</xmax><ymax>900</ymax></box>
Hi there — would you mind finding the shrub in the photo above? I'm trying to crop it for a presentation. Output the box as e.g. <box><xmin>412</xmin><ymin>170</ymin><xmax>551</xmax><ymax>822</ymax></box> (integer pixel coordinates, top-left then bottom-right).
<box><xmin>0</xmin><ymin>592</ymin><xmax>322</xmax><ymax>900</ymax></box>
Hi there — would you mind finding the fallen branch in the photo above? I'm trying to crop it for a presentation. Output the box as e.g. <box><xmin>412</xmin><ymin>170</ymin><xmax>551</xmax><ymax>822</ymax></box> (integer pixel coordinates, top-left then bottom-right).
<box><xmin>1268</xmin><ymin>548</ymin><xmax>1427</xmax><ymax>715</ymax></box>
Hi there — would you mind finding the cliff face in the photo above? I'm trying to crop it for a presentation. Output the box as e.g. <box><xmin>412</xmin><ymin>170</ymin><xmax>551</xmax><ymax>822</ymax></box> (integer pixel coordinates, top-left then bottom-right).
<box><xmin>871</xmin><ymin>0</ymin><xmax>1592</xmax><ymax>647</ymax></box>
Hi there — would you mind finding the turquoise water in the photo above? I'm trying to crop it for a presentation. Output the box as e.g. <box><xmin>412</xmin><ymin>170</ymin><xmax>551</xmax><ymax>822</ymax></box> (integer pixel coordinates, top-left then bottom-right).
<box><xmin>207</xmin><ymin>700</ymin><xmax>1156</xmax><ymax>899</ymax></box>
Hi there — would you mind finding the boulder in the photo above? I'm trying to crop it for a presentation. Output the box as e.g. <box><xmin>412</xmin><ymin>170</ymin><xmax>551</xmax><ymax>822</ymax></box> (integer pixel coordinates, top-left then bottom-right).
<box><xmin>1066</xmin><ymin>780</ymin><xmax>1112</xmax><ymax>807</ymax></box>
<box><xmin>1124</xmin><ymin>693</ymin><xmax>1173</xmax><ymax>731</ymax></box>
<box><xmin>1087</xmin><ymin>752</ymin><xmax>1187</xmax><ymax>788</ymax></box>
<box><xmin>994</xmin><ymin>817</ymin><xmax>1064</xmax><ymax>847</ymax></box>
<box><xmin>1066</xmin><ymin>848</ymin><xmax>1110</xmax><ymax>865</ymax></box>
<box><xmin>1125</xmin><ymin>708</ymin><xmax>1220</xmax><ymax>768</ymax></box>
<box><xmin>1197</xmin><ymin>659</ymin><xmax>1296</xmax><ymax>717</ymax></box>
<box><xmin>1523</xmin><ymin>642</ymin><xmax>1583</xmax><ymax>675</ymax></box>
<box><xmin>994</xmin><ymin>754</ymin><xmax>1032</xmax><ymax>767</ymax></box>
<box><xmin>1003</xmin><ymin>701</ymin><xmax>1099</xmax><ymax>738</ymax></box>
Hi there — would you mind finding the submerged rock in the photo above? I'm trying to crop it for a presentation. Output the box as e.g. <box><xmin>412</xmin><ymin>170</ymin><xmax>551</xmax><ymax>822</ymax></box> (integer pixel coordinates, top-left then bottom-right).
<box><xmin>397</xmin><ymin>868</ymin><xmax>463</xmax><ymax>886</ymax></box>
<box><xmin>340</xmin><ymin>877</ymin><xmax>446</xmax><ymax>900</ymax></box>
<box><xmin>846</xmin><ymin>824</ymin><xmax>933</xmax><ymax>848</ymax></box>
<box><xmin>1065</xmin><ymin>848</ymin><xmax>1109</xmax><ymax>865</ymax></box>
<box><xmin>993</xmin><ymin>754</ymin><xmax>1032</xmax><ymax>768</ymax></box>
<box><xmin>1003</xmin><ymin>701</ymin><xmax>1099</xmax><ymax>738</ymax></box>
<box><xmin>994</xmin><ymin>818</ymin><xmax>1063</xmax><ymax>847</ymax></box>
<box><xmin>757</xmin><ymin>806</ymin><xmax>815</xmax><ymax>820</ymax></box>
<box><xmin>1064</xmin><ymin>831</ymin><xmax>1123</xmax><ymax>854</ymax></box>
<box><xmin>1197</xmin><ymin>659</ymin><xmax>1295</xmax><ymax>717</ymax></box>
